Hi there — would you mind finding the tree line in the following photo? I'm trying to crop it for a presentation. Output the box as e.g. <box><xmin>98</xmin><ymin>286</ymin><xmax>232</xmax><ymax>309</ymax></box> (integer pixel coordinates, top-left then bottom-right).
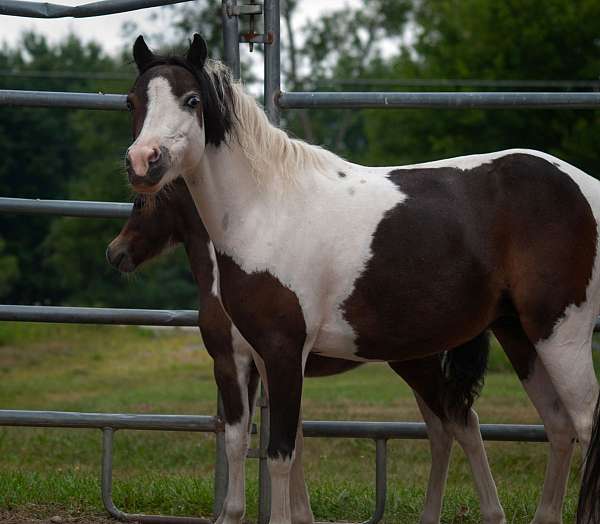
<box><xmin>2</xmin><ymin>0</ymin><xmax>600</xmax><ymax>309</ymax></box>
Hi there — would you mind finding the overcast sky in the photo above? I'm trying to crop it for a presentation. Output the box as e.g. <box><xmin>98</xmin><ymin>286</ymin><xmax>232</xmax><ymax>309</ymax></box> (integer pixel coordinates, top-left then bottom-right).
<box><xmin>1</xmin><ymin>0</ymin><xmax>361</xmax><ymax>55</ymax></box>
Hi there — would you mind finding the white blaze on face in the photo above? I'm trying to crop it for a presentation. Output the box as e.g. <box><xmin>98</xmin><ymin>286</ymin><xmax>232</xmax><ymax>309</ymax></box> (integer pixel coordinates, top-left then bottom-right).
<box><xmin>129</xmin><ymin>77</ymin><xmax>206</xmax><ymax>189</ymax></box>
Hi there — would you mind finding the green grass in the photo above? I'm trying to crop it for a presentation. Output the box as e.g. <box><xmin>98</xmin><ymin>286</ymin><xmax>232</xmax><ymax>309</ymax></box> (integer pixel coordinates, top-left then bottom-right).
<box><xmin>0</xmin><ymin>322</ymin><xmax>598</xmax><ymax>523</ymax></box>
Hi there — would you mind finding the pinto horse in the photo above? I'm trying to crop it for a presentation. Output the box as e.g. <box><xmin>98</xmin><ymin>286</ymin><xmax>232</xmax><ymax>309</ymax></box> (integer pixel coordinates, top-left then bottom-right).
<box><xmin>122</xmin><ymin>34</ymin><xmax>600</xmax><ymax>524</ymax></box>
<box><xmin>107</xmin><ymin>178</ymin><xmax>498</xmax><ymax>524</ymax></box>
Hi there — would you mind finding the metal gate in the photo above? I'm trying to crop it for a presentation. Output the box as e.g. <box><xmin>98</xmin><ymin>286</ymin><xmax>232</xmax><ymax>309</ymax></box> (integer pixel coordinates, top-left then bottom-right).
<box><xmin>1</xmin><ymin>1</ymin><xmax>599</xmax><ymax>522</ymax></box>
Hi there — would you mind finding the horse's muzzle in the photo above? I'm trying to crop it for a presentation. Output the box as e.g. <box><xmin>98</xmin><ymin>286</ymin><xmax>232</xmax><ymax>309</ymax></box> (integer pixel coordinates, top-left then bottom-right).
<box><xmin>106</xmin><ymin>244</ymin><xmax>136</xmax><ymax>273</ymax></box>
<box><xmin>126</xmin><ymin>145</ymin><xmax>170</xmax><ymax>192</ymax></box>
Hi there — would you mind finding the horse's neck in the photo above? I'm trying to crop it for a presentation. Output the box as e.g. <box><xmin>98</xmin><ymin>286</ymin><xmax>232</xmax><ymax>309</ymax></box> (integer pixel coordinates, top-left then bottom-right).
<box><xmin>183</xmin><ymin>140</ymin><xmax>315</xmax><ymax>258</ymax></box>
<box><xmin>176</xmin><ymin>200</ymin><xmax>215</xmax><ymax>296</ymax></box>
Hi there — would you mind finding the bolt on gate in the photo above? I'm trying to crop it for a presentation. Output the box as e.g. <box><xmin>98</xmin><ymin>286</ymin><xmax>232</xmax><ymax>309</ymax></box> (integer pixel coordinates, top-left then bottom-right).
<box><xmin>1</xmin><ymin>1</ymin><xmax>600</xmax><ymax>522</ymax></box>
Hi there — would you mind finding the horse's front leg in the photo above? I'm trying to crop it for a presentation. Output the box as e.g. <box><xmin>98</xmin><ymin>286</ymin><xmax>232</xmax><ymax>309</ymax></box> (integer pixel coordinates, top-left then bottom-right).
<box><xmin>256</xmin><ymin>336</ymin><xmax>305</xmax><ymax>524</ymax></box>
<box><xmin>413</xmin><ymin>393</ymin><xmax>453</xmax><ymax>524</ymax></box>
<box><xmin>289</xmin><ymin>416</ymin><xmax>314</xmax><ymax>524</ymax></box>
<box><xmin>211</xmin><ymin>331</ymin><xmax>256</xmax><ymax>524</ymax></box>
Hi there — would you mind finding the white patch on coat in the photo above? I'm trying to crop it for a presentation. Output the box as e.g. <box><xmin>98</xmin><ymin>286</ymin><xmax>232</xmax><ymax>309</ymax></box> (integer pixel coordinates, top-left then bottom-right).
<box><xmin>207</xmin><ymin>241</ymin><xmax>220</xmax><ymax>297</ymax></box>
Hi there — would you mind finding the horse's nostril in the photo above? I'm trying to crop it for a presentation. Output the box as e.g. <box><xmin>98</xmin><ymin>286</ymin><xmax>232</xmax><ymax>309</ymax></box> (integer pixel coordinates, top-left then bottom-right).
<box><xmin>107</xmin><ymin>248</ymin><xmax>127</xmax><ymax>270</ymax></box>
<box><xmin>149</xmin><ymin>147</ymin><xmax>161</xmax><ymax>164</ymax></box>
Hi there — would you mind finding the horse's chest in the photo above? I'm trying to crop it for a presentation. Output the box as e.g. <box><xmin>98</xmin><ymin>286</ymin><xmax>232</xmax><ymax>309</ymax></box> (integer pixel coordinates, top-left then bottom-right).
<box><xmin>215</xmin><ymin>251</ymin><xmax>308</xmax><ymax>354</ymax></box>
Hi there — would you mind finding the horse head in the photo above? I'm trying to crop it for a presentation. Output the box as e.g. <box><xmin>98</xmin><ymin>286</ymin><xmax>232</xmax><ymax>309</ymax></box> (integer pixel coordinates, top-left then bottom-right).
<box><xmin>125</xmin><ymin>34</ymin><xmax>233</xmax><ymax>194</ymax></box>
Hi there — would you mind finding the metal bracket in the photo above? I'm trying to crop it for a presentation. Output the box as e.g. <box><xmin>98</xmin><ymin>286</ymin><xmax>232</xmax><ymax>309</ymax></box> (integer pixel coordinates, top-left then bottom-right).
<box><xmin>225</xmin><ymin>1</ymin><xmax>269</xmax><ymax>52</ymax></box>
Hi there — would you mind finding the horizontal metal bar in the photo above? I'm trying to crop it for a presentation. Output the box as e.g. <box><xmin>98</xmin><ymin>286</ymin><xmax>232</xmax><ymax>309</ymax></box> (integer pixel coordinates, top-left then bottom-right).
<box><xmin>0</xmin><ymin>89</ymin><xmax>126</xmax><ymax>110</ymax></box>
<box><xmin>0</xmin><ymin>197</ymin><xmax>131</xmax><ymax>218</ymax></box>
<box><xmin>302</xmin><ymin>420</ymin><xmax>547</xmax><ymax>442</ymax></box>
<box><xmin>5</xmin><ymin>89</ymin><xmax>600</xmax><ymax>112</ymax></box>
<box><xmin>0</xmin><ymin>305</ymin><xmax>198</xmax><ymax>326</ymax></box>
<box><xmin>312</xmin><ymin>78</ymin><xmax>600</xmax><ymax>89</ymax></box>
<box><xmin>278</xmin><ymin>91</ymin><xmax>600</xmax><ymax>110</ymax></box>
<box><xmin>1</xmin><ymin>410</ymin><xmax>547</xmax><ymax>442</ymax></box>
<box><xmin>0</xmin><ymin>0</ymin><xmax>194</xmax><ymax>18</ymax></box>
<box><xmin>0</xmin><ymin>409</ymin><xmax>221</xmax><ymax>432</ymax></box>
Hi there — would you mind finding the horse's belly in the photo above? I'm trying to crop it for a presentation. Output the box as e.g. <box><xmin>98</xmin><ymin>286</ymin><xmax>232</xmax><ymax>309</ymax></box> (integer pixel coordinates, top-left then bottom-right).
<box><xmin>312</xmin><ymin>316</ymin><xmax>373</xmax><ymax>361</ymax></box>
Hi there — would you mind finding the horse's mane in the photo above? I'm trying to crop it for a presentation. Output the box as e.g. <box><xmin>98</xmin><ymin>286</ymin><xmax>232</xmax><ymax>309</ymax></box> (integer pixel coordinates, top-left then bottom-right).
<box><xmin>139</xmin><ymin>53</ymin><xmax>342</xmax><ymax>181</ymax></box>
<box><xmin>222</xmin><ymin>69</ymin><xmax>344</xmax><ymax>181</ymax></box>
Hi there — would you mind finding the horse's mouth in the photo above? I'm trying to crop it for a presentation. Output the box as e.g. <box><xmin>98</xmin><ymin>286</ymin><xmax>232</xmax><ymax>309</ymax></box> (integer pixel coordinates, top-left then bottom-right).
<box><xmin>126</xmin><ymin>145</ymin><xmax>171</xmax><ymax>194</ymax></box>
<box><xmin>106</xmin><ymin>248</ymin><xmax>136</xmax><ymax>273</ymax></box>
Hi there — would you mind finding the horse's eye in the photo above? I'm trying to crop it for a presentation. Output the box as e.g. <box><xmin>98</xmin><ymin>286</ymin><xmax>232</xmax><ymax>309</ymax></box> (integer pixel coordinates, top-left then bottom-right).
<box><xmin>126</xmin><ymin>100</ymin><xmax>134</xmax><ymax>112</ymax></box>
<box><xmin>185</xmin><ymin>95</ymin><xmax>201</xmax><ymax>109</ymax></box>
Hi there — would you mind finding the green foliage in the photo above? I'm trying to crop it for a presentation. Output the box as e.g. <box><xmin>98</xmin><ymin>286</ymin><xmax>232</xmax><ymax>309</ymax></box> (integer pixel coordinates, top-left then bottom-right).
<box><xmin>0</xmin><ymin>238</ymin><xmax>19</xmax><ymax>299</ymax></box>
<box><xmin>360</xmin><ymin>0</ymin><xmax>600</xmax><ymax>169</ymax></box>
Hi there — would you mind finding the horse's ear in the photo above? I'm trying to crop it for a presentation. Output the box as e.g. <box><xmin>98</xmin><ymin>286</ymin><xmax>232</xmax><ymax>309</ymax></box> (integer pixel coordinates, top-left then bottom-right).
<box><xmin>133</xmin><ymin>35</ymin><xmax>155</xmax><ymax>71</ymax></box>
<box><xmin>187</xmin><ymin>34</ymin><xmax>208</xmax><ymax>69</ymax></box>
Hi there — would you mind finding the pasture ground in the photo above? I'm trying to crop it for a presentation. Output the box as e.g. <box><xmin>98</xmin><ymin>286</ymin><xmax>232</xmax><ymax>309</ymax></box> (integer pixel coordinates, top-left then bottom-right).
<box><xmin>1</xmin><ymin>322</ymin><xmax>599</xmax><ymax>523</ymax></box>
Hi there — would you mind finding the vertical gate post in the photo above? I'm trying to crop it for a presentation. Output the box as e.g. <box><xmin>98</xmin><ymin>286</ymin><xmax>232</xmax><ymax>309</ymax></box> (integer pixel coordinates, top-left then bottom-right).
<box><xmin>222</xmin><ymin>0</ymin><xmax>241</xmax><ymax>79</ymax></box>
<box><xmin>264</xmin><ymin>0</ymin><xmax>281</xmax><ymax>125</ymax></box>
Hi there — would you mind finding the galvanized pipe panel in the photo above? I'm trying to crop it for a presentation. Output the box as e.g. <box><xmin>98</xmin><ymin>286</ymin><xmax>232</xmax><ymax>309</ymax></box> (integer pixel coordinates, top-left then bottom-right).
<box><xmin>101</xmin><ymin>428</ymin><xmax>213</xmax><ymax>523</ymax></box>
<box><xmin>278</xmin><ymin>91</ymin><xmax>600</xmax><ymax>110</ymax></box>
<box><xmin>0</xmin><ymin>89</ymin><xmax>127</xmax><ymax>110</ymax></box>
<box><xmin>302</xmin><ymin>420</ymin><xmax>548</xmax><ymax>442</ymax></box>
<box><xmin>0</xmin><ymin>409</ymin><xmax>549</xmax><ymax>442</ymax></box>
<box><xmin>0</xmin><ymin>0</ymin><xmax>193</xmax><ymax>18</ymax></box>
<box><xmin>0</xmin><ymin>409</ymin><xmax>220</xmax><ymax>431</ymax></box>
<box><xmin>0</xmin><ymin>305</ymin><xmax>198</xmax><ymax>326</ymax></box>
<box><xmin>0</xmin><ymin>197</ymin><xmax>132</xmax><ymax>218</ymax></box>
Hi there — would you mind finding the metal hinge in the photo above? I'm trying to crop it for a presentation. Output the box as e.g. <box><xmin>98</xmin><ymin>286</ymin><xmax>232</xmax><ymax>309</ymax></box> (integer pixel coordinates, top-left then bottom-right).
<box><xmin>225</xmin><ymin>1</ymin><xmax>267</xmax><ymax>52</ymax></box>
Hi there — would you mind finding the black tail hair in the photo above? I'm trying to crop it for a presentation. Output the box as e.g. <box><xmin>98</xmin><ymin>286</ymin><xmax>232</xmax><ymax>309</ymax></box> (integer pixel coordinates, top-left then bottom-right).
<box><xmin>577</xmin><ymin>391</ymin><xmax>600</xmax><ymax>524</ymax></box>
<box><xmin>442</xmin><ymin>331</ymin><xmax>490</xmax><ymax>424</ymax></box>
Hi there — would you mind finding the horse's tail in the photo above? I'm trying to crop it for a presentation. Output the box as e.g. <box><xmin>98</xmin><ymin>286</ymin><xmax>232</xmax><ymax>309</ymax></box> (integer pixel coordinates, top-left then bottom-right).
<box><xmin>577</xmin><ymin>390</ymin><xmax>600</xmax><ymax>524</ymax></box>
<box><xmin>441</xmin><ymin>331</ymin><xmax>490</xmax><ymax>424</ymax></box>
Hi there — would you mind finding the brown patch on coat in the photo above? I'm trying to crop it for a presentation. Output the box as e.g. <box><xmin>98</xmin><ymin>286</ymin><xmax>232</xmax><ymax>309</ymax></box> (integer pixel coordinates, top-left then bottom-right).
<box><xmin>343</xmin><ymin>153</ymin><xmax>597</xmax><ymax>362</ymax></box>
<box><xmin>491</xmin><ymin>316</ymin><xmax>536</xmax><ymax>381</ymax></box>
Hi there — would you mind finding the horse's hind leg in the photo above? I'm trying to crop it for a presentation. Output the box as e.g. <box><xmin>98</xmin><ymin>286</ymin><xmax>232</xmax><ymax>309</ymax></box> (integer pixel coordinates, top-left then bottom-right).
<box><xmin>523</xmin><ymin>311</ymin><xmax>600</xmax><ymax>524</ymax></box>
<box><xmin>493</xmin><ymin>318</ymin><xmax>575</xmax><ymax>524</ymax></box>
<box><xmin>412</xmin><ymin>392</ymin><xmax>453</xmax><ymax>524</ymax></box>
<box><xmin>390</xmin><ymin>356</ymin><xmax>505</xmax><ymax>524</ymax></box>
<box><xmin>520</xmin><ymin>303</ymin><xmax>600</xmax><ymax>457</ymax></box>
